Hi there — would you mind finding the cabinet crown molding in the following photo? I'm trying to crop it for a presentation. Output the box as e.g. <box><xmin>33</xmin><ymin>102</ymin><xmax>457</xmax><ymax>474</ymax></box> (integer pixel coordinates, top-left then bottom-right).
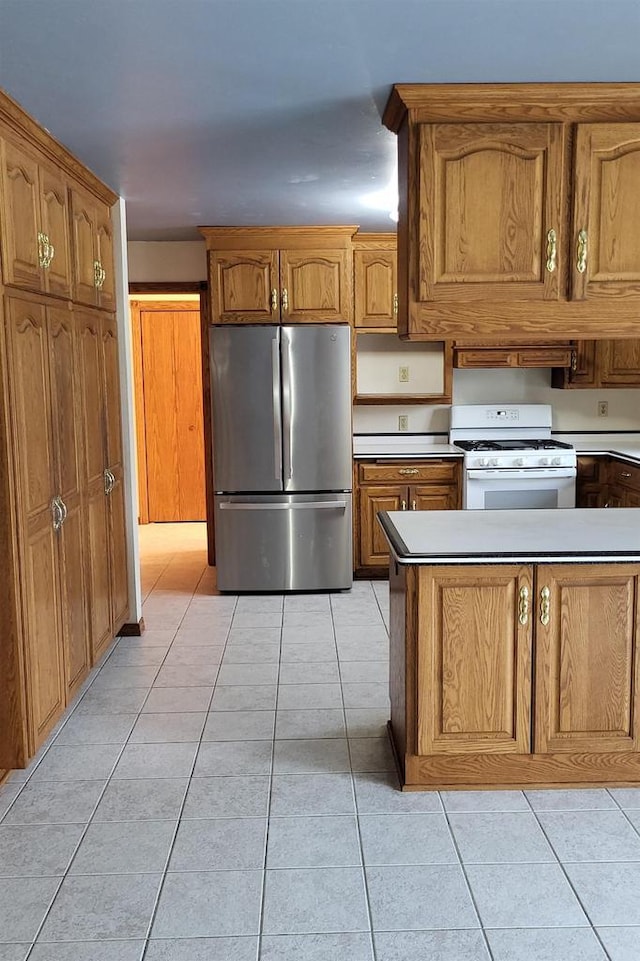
<box><xmin>199</xmin><ymin>225</ymin><xmax>358</xmax><ymax>250</ymax></box>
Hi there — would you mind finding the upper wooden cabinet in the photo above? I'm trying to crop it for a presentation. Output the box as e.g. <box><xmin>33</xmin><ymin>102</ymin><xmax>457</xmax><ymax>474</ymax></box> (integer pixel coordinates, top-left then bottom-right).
<box><xmin>454</xmin><ymin>341</ymin><xmax>573</xmax><ymax>369</ymax></box>
<box><xmin>553</xmin><ymin>339</ymin><xmax>640</xmax><ymax>388</ymax></box>
<box><xmin>70</xmin><ymin>185</ymin><xmax>115</xmax><ymax>311</ymax></box>
<box><xmin>0</xmin><ymin>137</ymin><xmax>72</xmax><ymax>298</ymax></box>
<box><xmin>383</xmin><ymin>83</ymin><xmax>640</xmax><ymax>340</ymax></box>
<box><xmin>353</xmin><ymin>233</ymin><xmax>397</xmax><ymax>329</ymax></box>
<box><xmin>201</xmin><ymin>227</ymin><xmax>356</xmax><ymax>324</ymax></box>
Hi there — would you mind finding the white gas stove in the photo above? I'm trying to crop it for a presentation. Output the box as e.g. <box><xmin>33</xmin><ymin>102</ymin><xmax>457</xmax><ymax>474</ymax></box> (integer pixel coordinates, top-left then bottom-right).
<box><xmin>449</xmin><ymin>404</ymin><xmax>577</xmax><ymax>510</ymax></box>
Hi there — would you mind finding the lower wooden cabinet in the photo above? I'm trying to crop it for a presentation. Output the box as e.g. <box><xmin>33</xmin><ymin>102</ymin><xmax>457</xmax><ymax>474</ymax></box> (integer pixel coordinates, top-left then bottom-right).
<box><xmin>579</xmin><ymin>455</ymin><xmax>640</xmax><ymax>510</ymax></box>
<box><xmin>391</xmin><ymin>560</ymin><xmax>640</xmax><ymax>789</ymax></box>
<box><xmin>355</xmin><ymin>459</ymin><xmax>461</xmax><ymax>575</ymax></box>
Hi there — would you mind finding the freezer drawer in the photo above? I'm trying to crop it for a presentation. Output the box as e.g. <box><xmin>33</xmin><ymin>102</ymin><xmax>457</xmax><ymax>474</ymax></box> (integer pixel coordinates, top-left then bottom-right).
<box><xmin>214</xmin><ymin>493</ymin><xmax>353</xmax><ymax>592</ymax></box>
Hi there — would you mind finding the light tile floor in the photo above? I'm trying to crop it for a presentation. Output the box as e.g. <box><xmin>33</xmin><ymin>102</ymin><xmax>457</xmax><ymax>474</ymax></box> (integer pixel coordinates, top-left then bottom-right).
<box><xmin>2</xmin><ymin>523</ymin><xmax>640</xmax><ymax>959</ymax></box>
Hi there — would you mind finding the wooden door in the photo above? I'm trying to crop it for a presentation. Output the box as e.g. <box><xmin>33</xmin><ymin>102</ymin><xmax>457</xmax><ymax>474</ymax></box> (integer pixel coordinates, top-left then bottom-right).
<box><xmin>101</xmin><ymin>316</ymin><xmax>129</xmax><ymax>627</ymax></box>
<box><xmin>416</xmin><ymin>564</ymin><xmax>532</xmax><ymax>756</ymax></box>
<box><xmin>280</xmin><ymin>249</ymin><xmax>351</xmax><ymax>322</ymax></box>
<box><xmin>77</xmin><ymin>310</ymin><xmax>111</xmax><ymax>659</ymax></box>
<box><xmin>572</xmin><ymin>124</ymin><xmax>640</xmax><ymax>301</ymax></box>
<box><xmin>138</xmin><ymin>306</ymin><xmax>206</xmax><ymax>522</ymax></box>
<box><xmin>411</xmin><ymin>483</ymin><xmax>459</xmax><ymax>512</ymax></box>
<box><xmin>354</xmin><ymin>248</ymin><xmax>397</xmax><ymax>329</ymax></box>
<box><xmin>48</xmin><ymin>307</ymin><xmax>90</xmax><ymax>697</ymax></box>
<box><xmin>5</xmin><ymin>296</ymin><xmax>65</xmax><ymax>748</ymax></box>
<box><xmin>359</xmin><ymin>485</ymin><xmax>407</xmax><ymax>568</ymax></box>
<box><xmin>70</xmin><ymin>186</ymin><xmax>98</xmax><ymax>307</ymax></box>
<box><xmin>535</xmin><ymin>564</ymin><xmax>640</xmax><ymax>753</ymax></box>
<box><xmin>96</xmin><ymin>202</ymin><xmax>115</xmax><ymax>311</ymax></box>
<box><xmin>0</xmin><ymin>139</ymin><xmax>42</xmax><ymax>292</ymax></box>
<box><xmin>599</xmin><ymin>340</ymin><xmax>640</xmax><ymax>386</ymax></box>
<box><xmin>209</xmin><ymin>250</ymin><xmax>278</xmax><ymax>323</ymax></box>
<box><xmin>417</xmin><ymin>123</ymin><xmax>565</xmax><ymax>302</ymax></box>
<box><xmin>39</xmin><ymin>162</ymin><xmax>71</xmax><ymax>298</ymax></box>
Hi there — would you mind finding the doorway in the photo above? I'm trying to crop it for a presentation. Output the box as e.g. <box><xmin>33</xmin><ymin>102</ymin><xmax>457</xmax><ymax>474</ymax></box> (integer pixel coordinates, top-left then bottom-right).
<box><xmin>131</xmin><ymin>297</ymin><xmax>207</xmax><ymax>523</ymax></box>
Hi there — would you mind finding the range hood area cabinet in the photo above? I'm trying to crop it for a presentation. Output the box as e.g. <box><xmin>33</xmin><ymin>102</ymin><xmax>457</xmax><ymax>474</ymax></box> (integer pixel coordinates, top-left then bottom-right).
<box><xmin>383</xmin><ymin>83</ymin><xmax>640</xmax><ymax>341</ymax></box>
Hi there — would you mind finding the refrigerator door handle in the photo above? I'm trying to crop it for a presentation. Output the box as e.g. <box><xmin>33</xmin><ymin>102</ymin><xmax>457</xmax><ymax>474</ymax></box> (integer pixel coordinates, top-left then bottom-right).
<box><xmin>282</xmin><ymin>331</ymin><xmax>293</xmax><ymax>481</ymax></box>
<box><xmin>218</xmin><ymin>499</ymin><xmax>348</xmax><ymax>511</ymax></box>
<box><xmin>271</xmin><ymin>335</ymin><xmax>282</xmax><ymax>481</ymax></box>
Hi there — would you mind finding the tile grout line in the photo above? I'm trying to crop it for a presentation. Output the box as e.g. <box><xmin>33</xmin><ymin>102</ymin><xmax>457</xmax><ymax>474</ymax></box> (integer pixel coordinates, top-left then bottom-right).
<box><xmin>333</xmin><ymin>582</ymin><xmax>378</xmax><ymax>961</ymax></box>
<box><xmin>522</xmin><ymin>791</ymin><xmax>613</xmax><ymax>961</ymax></box>
<box><xmin>139</xmin><ymin>578</ymin><xmax>238</xmax><ymax>959</ymax></box>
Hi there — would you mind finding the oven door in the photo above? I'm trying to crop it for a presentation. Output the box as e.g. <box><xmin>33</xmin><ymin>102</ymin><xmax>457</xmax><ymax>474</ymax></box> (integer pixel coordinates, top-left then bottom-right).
<box><xmin>464</xmin><ymin>468</ymin><xmax>576</xmax><ymax>510</ymax></box>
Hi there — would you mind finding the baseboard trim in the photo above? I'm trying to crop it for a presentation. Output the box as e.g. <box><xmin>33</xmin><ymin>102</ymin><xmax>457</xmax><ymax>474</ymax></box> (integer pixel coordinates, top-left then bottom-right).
<box><xmin>118</xmin><ymin>618</ymin><xmax>145</xmax><ymax>637</ymax></box>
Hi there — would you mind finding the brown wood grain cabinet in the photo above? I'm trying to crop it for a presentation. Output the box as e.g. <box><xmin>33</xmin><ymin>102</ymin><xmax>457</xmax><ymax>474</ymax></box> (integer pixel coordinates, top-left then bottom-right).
<box><xmin>0</xmin><ymin>137</ymin><xmax>72</xmax><ymax>299</ymax></box>
<box><xmin>201</xmin><ymin>227</ymin><xmax>356</xmax><ymax>325</ymax></box>
<box><xmin>383</xmin><ymin>83</ymin><xmax>640</xmax><ymax>341</ymax></box>
<box><xmin>454</xmin><ymin>342</ymin><xmax>574</xmax><ymax>369</ymax></box>
<box><xmin>353</xmin><ymin>233</ymin><xmax>397</xmax><ymax>329</ymax></box>
<box><xmin>553</xmin><ymin>340</ymin><xmax>640</xmax><ymax>388</ymax></box>
<box><xmin>576</xmin><ymin>455</ymin><xmax>608</xmax><ymax>508</ymax></box>
<box><xmin>355</xmin><ymin>459</ymin><xmax>460</xmax><ymax>575</ymax></box>
<box><xmin>0</xmin><ymin>88</ymin><xmax>125</xmax><ymax>778</ymax></box>
<box><xmin>391</xmin><ymin>559</ymin><xmax>640</xmax><ymax>789</ymax></box>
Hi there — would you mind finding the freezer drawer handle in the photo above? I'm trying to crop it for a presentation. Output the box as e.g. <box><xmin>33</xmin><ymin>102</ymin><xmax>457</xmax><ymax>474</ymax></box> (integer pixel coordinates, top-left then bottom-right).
<box><xmin>218</xmin><ymin>500</ymin><xmax>348</xmax><ymax>511</ymax></box>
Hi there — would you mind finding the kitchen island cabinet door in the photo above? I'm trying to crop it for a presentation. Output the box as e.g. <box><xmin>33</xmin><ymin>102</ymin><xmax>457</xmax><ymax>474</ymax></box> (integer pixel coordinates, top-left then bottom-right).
<box><xmin>535</xmin><ymin>564</ymin><xmax>640</xmax><ymax>754</ymax></box>
<box><xmin>416</xmin><ymin>565</ymin><xmax>532</xmax><ymax>756</ymax></box>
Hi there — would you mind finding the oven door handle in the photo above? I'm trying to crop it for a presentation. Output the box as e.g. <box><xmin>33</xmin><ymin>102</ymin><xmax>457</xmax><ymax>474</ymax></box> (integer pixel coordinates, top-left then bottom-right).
<box><xmin>467</xmin><ymin>468</ymin><xmax>577</xmax><ymax>481</ymax></box>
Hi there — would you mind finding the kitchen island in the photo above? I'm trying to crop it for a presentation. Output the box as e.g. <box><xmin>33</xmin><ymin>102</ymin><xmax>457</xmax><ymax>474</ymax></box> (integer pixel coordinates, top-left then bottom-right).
<box><xmin>379</xmin><ymin>508</ymin><xmax>640</xmax><ymax>791</ymax></box>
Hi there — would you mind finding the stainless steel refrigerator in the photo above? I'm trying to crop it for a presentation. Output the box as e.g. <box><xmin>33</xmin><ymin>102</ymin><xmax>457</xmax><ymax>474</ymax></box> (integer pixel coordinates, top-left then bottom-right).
<box><xmin>210</xmin><ymin>324</ymin><xmax>353</xmax><ymax>592</ymax></box>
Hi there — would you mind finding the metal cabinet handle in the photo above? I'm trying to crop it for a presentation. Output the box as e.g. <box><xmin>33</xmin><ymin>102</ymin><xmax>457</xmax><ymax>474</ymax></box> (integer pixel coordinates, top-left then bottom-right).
<box><xmin>392</xmin><ymin>292</ymin><xmax>398</xmax><ymax>315</ymax></box>
<box><xmin>51</xmin><ymin>496</ymin><xmax>63</xmax><ymax>531</ymax></box>
<box><xmin>571</xmin><ymin>349</ymin><xmax>577</xmax><ymax>372</ymax></box>
<box><xmin>401</xmin><ymin>499</ymin><xmax>407</xmax><ymax>511</ymax></box>
<box><xmin>411</xmin><ymin>500</ymin><xmax>417</xmax><ymax>511</ymax></box>
<box><xmin>58</xmin><ymin>496</ymin><xmax>68</xmax><ymax>525</ymax></box>
<box><xmin>94</xmin><ymin>261</ymin><xmax>106</xmax><ymax>289</ymax></box>
<box><xmin>540</xmin><ymin>585</ymin><xmax>550</xmax><ymax>626</ymax></box>
<box><xmin>576</xmin><ymin>229</ymin><xmax>588</xmax><ymax>274</ymax></box>
<box><xmin>104</xmin><ymin>468</ymin><xmax>114</xmax><ymax>495</ymax></box>
<box><xmin>270</xmin><ymin>288</ymin><xmax>279</xmax><ymax>312</ymax></box>
<box><xmin>620</xmin><ymin>471</ymin><xmax>632</xmax><ymax>479</ymax></box>
<box><xmin>38</xmin><ymin>232</ymin><xmax>53</xmax><ymax>269</ymax></box>
<box><xmin>398</xmin><ymin>468</ymin><xmax>419</xmax><ymax>476</ymax></box>
<box><xmin>518</xmin><ymin>585</ymin><xmax>529</xmax><ymax>626</ymax></box>
<box><xmin>46</xmin><ymin>240</ymin><xmax>55</xmax><ymax>265</ymax></box>
<box><xmin>545</xmin><ymin>228</ymin><xmax>557</xmax><ymax>273</ymax></box>
<box><xmin>281</xmin><ymin>287</ymin><xmax>289</xmax><ymax>312</ymax></box>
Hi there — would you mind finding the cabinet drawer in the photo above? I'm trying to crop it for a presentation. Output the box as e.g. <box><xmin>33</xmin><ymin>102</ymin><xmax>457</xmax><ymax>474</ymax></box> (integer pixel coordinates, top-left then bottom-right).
<box><xmin>358</xmin><ymin>460</ymin><xmax>458</xmax><ymax>484</ymax></box>
<box><xmin>610</xmin><ymin>459</ymin><xmax>640</xmax><ymax>492</ymax></box>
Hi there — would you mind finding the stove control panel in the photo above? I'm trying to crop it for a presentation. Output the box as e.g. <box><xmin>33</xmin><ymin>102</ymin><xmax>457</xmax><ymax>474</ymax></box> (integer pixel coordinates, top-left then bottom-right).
<box><xmin>469</xmin><ymin>452</ymin><xmax>576</xmax><ymax>469</ymax></box>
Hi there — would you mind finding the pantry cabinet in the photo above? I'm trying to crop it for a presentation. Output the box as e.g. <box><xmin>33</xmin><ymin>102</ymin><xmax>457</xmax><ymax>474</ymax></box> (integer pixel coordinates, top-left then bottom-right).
<box><xmin>353</xmin><ymin>233</ymin><xmax>397</xmax><ymax>329</ymax></box>
<box><xmin>391</xmin><ymin>557</ymin><xmax>640</xmax><ymax>788</ymax></box>
<box><xmin>0</xmin><ymin>88</ymin><xmax>126</xmax><ymax>775</ymax></box>
<box><xmin>202</xmin><ymin>227</ymin><xmax>356</xmax><ymax>324</ymax></box>
<box><xmin>0</xmin><ymin>138</ymin><xmax>72</xmax><ymax>298</ymax></box>
<box><xmin>383</xmin><ymin>84</ymin><xmax>640</xmax><ymax>340</ymax></box>
<box><xmin>355</xmin><ymin>459</ymin><xmax>461</xmax><ymax>574</ymax></box>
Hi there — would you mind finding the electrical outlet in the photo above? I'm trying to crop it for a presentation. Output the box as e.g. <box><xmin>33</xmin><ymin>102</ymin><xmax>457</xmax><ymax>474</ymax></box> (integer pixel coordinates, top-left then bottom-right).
<box><xmin>398</xmin><ymin>415</ymin><xmax>409</xmax><ymax>431</ymax></box>
<box><xmin>398</xmin><ymin>365</ymin><xmax>410</xmax><ymax>383</ymax></box>
<box><xmin>598</xmin><ymin>400</ymin><xmax>609</xmax><ymax>417</ymax></box>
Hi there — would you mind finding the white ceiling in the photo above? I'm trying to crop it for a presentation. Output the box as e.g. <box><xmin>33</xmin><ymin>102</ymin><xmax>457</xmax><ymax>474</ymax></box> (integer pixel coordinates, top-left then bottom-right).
<box><xmin>1</xmin><ymin>0</ymin><xmax>639</xmax><ymax>240</ymax></box>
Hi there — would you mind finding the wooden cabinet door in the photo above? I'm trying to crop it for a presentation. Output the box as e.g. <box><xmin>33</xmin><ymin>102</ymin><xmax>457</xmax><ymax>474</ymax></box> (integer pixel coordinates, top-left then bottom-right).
<box><xmin>411</xmin><ymin>483</ymin><xmax>459</xmax><ymax>512</ymax></box>
<box><xmin>566</xmin><ymin>341</ymin><xmax>598</xmax><ymax>387</ymax></box>
<box><xmin>535</xmin><ymin>564</ymin><xmax>640</xmax><ymax>753</ymax></box>
<box><xmin>417</xmin><ymin>123</ymin><xmax>565</xmax><ymax>303</ymax></box>
<box><xmin>70</xmin><ymin>187</ymin><xmax>98</xmax><ymax>307</ymax></box>
<box><xmin>354</xmin><ymin>248</ymin><xmax>397</xmax><ymax>328</ymax></box>
<box><xmin>96</xmin><ymin>202</ymin><xmax>115</xmax><ymax>311</ymax></box>
<box><xmin>599</xmin><ymin>340</ymin><xmax>640</xmax><ymax>386</ymax></box>
<box><xmin>48</xmin><ymin>307</ymin><xmax>89</xmax><ymax>697</ymax></box>
<box><xmin>101</xmin><ymin>316</ymin><xmax>128</xmax><ymax>630</ymax></box>
<box><xmin>0</xmin><ymin>139</ymin><xmax>42</xmax><ymax>292</ymax></box>
<box><xmin>77</xmin><ymin>310</ymin><xmax>111</xmax><ymax>658</ymax></box>
<box><xmin>5</xmin><ymin>296</ymin><xmax>65</xmax><ymax>747</ymax></box>
<box><xmin>572</xmin><ymin>124</ymin><xmax>640</xmax><ymax>301</ymax></box>
<box><xmin>39</xmin><ymin>163</ymin><xmax>71</xmax><ymax>298</ymax></box>
<box><xmin>359</xmin><ymin>485</ymin><xmax>407</xmax><ymax>568</ymax></box>
<box><xmin>210</xmin><ymin>250</ymin><xmax>278</xmax><ymax>323</ymax></box>
<box><xmin>280</xmin><ymin>249</ymin><xmax>351</xmax><ymax>322</ymax></box>
<box><xmin>416</xmin><ymin>564</ymin><xmax>533</xmax><ymax>756</ymax></box>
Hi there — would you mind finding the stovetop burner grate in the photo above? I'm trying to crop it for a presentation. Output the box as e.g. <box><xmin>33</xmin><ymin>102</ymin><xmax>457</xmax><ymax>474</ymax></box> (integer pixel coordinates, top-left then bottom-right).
<box><xmin>455</xmin><ymin>439</ymin><xmax>574</xmax><ymax>452</ymax></box>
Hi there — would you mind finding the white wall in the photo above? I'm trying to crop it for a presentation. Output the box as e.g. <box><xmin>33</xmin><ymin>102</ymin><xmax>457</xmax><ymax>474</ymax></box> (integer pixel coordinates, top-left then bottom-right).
<box><xmin>128</xmin><ymin>241</ymin><xmax>206</xmax><ymax>283</ymax></box>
